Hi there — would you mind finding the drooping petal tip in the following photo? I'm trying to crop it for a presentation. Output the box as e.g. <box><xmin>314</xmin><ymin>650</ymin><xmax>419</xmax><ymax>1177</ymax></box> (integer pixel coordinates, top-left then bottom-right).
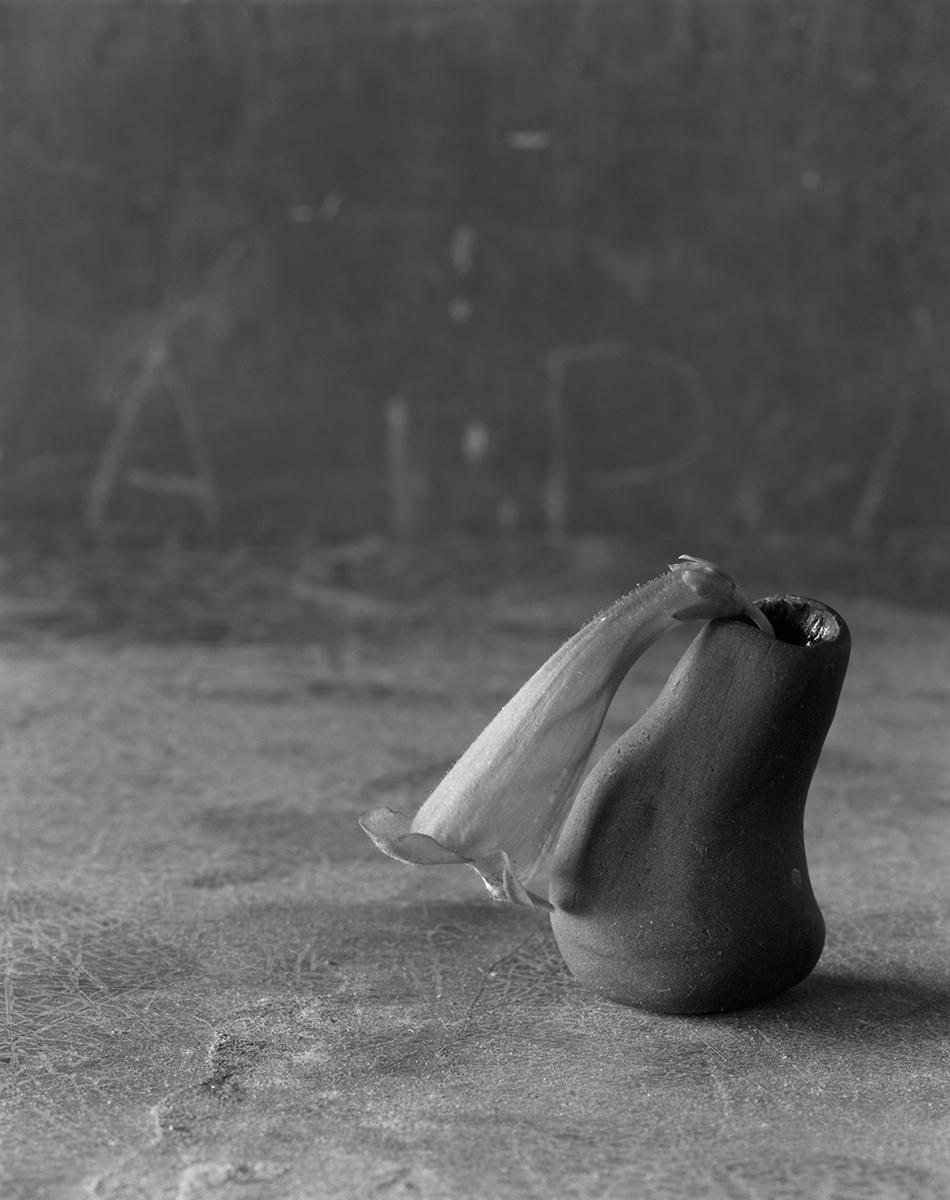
<box><xmin>358</xmin><ymin>807</ymin><xmax>553</xmax><ymax>910</ymax></box>
<box><xmin>359</xmin><ymin>807</ymin><xmax>467</xmax><ymax>866</ymax></box>
<box><xmin>468</xmin><ymin>848</ymin><xmax>554</xmax><ymax>911</ymax></box>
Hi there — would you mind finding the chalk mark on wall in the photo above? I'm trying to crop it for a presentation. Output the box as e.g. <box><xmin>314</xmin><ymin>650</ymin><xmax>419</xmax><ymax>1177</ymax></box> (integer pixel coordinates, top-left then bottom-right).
<box><xmin>851</xmin><ymin>304</ymin><xmax>943</xmax><ymax>541</ymax></box>
<box><xmin>540</xmin><ymin>342</ymin><xmax>713</xmax><ymax>540</ymax></box>
<box><xmin>84</xmin><ymin>240</ymin><xmax>250</xmax><ymax>531</ymax></box>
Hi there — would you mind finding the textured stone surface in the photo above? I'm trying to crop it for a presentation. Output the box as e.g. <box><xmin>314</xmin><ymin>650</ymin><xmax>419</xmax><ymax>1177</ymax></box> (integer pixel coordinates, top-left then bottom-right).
<box><xmin>2</xmin><ymin>590</ymin><xmax>949</xmax><ymax>1199</ymax></box>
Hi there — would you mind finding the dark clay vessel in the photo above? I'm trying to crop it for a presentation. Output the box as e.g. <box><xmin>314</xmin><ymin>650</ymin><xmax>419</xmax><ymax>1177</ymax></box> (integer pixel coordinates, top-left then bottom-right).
<box><xmin>549</xmin><ymin>596</ymin><xmax>851</xmax><ymax>1014</ymax></box>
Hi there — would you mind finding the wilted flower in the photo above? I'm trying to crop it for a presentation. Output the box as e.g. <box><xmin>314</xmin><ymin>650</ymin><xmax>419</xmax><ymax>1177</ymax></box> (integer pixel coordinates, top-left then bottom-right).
<box><xmin>359</xmin><ymin>556</ymin><xmax>772</xmax><ymax>910</ymax></box>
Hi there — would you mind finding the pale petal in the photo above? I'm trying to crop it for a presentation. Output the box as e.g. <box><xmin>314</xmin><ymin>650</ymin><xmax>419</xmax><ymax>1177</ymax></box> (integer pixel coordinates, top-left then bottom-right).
<box><xmin>360</xmin><ymin>556</ymin><xmax>772</xmax><ymax>907</ymax></box>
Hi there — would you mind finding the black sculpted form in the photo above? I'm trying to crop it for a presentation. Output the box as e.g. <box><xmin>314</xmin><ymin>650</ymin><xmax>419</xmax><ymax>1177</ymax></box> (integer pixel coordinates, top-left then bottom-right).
<box><xmin>549</xmin><ymin>597</ymin><xmax>851</xmax><ymax>1014</ymax></box>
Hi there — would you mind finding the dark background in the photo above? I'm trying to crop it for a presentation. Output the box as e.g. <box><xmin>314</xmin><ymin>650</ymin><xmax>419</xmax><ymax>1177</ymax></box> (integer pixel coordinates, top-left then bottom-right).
<box><xmin>2</xmin><ymin>0</ymin><xmax>948</xmax><ymax>553</ymax></box>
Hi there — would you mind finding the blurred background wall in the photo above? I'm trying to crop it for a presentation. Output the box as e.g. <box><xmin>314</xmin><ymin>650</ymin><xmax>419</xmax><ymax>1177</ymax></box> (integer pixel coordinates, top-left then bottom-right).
<box><xmin>2</xmin><ymin>0</ymin><xmax>948</xmax><ymax>548</ymax></box>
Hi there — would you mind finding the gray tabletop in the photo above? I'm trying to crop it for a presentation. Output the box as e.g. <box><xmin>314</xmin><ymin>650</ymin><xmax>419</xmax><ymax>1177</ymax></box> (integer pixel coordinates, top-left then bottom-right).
<box><xmin>3</xmin><ymin>592</ymin><xmax>949</xmax><ymax>1199</ymax></box>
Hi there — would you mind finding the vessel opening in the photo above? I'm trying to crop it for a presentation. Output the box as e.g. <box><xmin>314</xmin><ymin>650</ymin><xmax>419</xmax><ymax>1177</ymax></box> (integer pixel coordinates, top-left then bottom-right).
<box><xmin>755</xmin><ymin>596</ymin><xmax>841</xmax><ymax>647</ymax></box>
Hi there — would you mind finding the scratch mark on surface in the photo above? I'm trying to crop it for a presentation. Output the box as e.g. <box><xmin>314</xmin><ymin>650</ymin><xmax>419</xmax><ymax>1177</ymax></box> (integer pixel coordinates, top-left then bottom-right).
<box><xmin>703</xmin><ymin>1044</ymin><xmax>734</xmax><ymax>1117</ymax></box>
<box><xmin>754</xmin><ymin>1026</ymin><xmax>820</xmax><ymax>1084</ymax></box>
<box><xmin>463</xmin><ymin>933</ymin><xmax>543</xmax><ymax>1022</ymax></box>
